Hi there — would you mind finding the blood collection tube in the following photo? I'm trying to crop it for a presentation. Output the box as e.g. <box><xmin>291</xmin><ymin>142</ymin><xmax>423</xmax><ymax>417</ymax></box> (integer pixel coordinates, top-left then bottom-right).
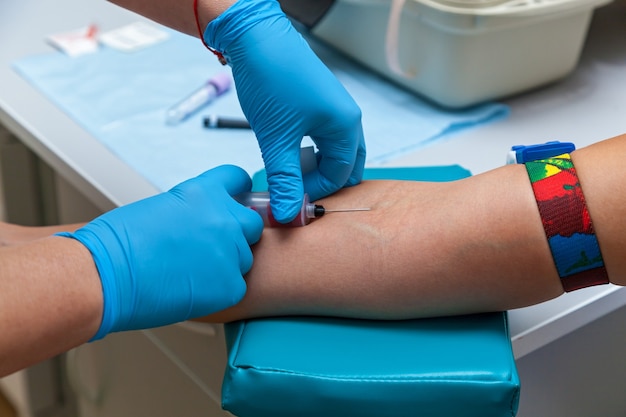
<box><xmin>165</xmin><ymin>73</ymin><xmax>231</xmax><ymax>125</ymax></box>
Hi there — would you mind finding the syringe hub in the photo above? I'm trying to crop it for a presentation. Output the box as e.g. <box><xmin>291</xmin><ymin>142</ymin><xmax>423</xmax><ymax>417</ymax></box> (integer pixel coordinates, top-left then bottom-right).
<box><xmin>305</xmin><ymin>203</ymin><xmax>327</xmax><ymax>219</ymax></box>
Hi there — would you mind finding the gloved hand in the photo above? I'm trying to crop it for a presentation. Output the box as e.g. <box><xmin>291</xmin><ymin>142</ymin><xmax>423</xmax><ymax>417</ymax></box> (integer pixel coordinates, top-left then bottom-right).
<box><xmin>57</xmin><ymin>165</ymin><xmax>263</xmax><ymax>341</ymax></box>
<box><xmin>204</xmin><ymin>0</ymin><xmax>366</xmax><ymax>223</ymax></box>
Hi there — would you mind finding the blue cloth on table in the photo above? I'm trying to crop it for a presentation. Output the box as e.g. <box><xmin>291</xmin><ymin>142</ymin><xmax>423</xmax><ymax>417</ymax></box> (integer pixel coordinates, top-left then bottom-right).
<box><xmin>13</xmin><ymin>27</ymin><xmax>509</xmax><ymax>192</ymax></box>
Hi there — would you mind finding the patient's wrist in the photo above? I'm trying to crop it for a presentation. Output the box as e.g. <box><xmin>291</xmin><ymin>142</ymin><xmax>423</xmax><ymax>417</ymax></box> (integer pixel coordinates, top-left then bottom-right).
<box><xmin>197</xmin><ymin>0</ymin><xmax>236</xmax><ymax>27</ymax></box>
<box><xmin>0</xmin><ymin>223</ymin><xmax>86</xmax><ymax>247</ymax></box>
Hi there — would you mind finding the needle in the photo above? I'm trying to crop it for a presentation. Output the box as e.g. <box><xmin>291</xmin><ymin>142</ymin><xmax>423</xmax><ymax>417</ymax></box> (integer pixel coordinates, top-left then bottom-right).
<box><xmin>323</xmin><ymin>207</ymin><xmax>371</xmax><ymax>213</ymax></box>
<box><xmin>312</xmin><ymin>206</ymin><xmax>371</xmax><ymax>217</ymax></box>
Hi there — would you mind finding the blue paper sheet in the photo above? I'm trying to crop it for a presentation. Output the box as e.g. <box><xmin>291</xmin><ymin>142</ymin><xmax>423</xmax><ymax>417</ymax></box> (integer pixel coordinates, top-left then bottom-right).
<box><xmin>13</xmin><ymin>27</ymin><xmax>508</xmax><ymax>192</ymax></box>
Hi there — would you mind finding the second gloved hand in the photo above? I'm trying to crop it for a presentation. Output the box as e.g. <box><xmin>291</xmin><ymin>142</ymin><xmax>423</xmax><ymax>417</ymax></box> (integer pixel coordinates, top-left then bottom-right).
<box><xmin>204</xmin><ymin>0</ymin><xmax>366</xmax><ymax>223</ymax></box>
<box><xmin>57</xmin><ymin>165</ymin><xmax>264</xmax><ymax>341</ymax></box>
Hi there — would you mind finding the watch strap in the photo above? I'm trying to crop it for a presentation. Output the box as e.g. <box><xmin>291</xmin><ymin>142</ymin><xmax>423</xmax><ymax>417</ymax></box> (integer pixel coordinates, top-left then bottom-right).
<box><xmin>525</xmin><ymin>153</ymin><xmax>609</xmax><ymax>292</ymax></box>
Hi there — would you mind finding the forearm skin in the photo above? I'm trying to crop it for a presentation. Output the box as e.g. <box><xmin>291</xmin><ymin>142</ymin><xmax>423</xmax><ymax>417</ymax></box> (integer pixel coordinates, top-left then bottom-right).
<box><xmin>0</xmin><ymin>237</ymin><xmax>102</xmax><ymax>376</ymax></box>
<box><xmin>106</xmin><ymin>0</ymin><xmax>236</xmax><ymax>36</ymax></box>
<box><xmin>0</xmin><ymin>222</ymin><xmax>85</xmax><ymax>247</ymax></box>
<box><xmin>200</xmin><ymin>135</ymin><xmax>626</xmax><ymax>323</ymax></box>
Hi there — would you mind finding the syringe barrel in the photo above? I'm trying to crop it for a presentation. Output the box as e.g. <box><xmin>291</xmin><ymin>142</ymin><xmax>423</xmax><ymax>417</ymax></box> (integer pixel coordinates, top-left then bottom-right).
<box><xmin>234</xmin><ymin>192</ymin><xmax>312</xmax><ymax>227</ymax></box>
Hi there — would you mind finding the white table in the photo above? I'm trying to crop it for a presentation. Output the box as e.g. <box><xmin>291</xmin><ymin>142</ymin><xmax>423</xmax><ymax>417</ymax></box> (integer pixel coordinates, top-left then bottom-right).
<box><xmin>1</xmin><ymin>0</ymin><xmax>625</xmax><ymax>416</ymax></box>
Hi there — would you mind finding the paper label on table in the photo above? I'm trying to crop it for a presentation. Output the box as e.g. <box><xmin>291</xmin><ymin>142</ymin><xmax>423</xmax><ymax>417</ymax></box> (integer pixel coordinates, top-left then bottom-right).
<box><xmin>46</xmin><ymin>25</ymin><xmax>99</xmax><ymax>57</ymax></box>
<box><xmin>100</xmin><ymin>22</ymin><xmax>170</xmax><ymax>52</ymax></box>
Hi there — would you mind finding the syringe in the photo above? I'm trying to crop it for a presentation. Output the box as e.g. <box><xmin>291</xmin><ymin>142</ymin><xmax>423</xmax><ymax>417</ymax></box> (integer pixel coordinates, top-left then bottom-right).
<box><xmin>234</xmin><ymin>191</ymin><xmax>370</xmax><ymax>227</ymax></box>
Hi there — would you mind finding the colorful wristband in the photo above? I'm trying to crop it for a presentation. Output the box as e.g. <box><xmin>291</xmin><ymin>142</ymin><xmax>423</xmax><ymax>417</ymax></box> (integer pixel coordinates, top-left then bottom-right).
<box><xmin>525</xmin><ymin>153</ymin><xmax>609</xmax><ymax>292</ymax></box>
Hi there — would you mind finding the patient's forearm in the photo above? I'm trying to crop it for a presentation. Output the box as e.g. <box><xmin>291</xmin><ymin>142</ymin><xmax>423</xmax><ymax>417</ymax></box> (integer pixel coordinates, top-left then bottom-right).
<box><xmin>0</xmin><ymin>222</ymin><xmax>85</xmax><ymax>247</ymax></box>
<box><xmin>200</xmin><ymin>134</ymin><xmax>626</xmax><ymax>323</ymax></box>
<box><xmin>202</xmin><ymin>169</ymin><xmax>561</xmax><ymax>322</ymax></box>
<box><xmin>0</xmin><ymin>237</ymin><xmax>102</xmax><ymax>376</ymax></box>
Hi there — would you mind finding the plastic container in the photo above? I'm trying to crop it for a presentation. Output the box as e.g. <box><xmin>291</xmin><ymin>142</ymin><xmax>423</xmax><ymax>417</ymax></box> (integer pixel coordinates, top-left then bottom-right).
<box><xmin>311</xmin><ymin>0</ymin><xmax>612</xmax><ymax>108</ymax></box>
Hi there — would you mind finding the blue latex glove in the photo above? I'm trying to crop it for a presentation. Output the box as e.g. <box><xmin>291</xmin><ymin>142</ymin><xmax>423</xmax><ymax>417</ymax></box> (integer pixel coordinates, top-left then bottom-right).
<box><xmin>57</xmin><ymin>165</ymin><xmax>263</xmax><ymax>341</ymax></box>
<box><xmin>205</xmin><ymin>0</ymin><xmax>366</xmax><ymax>223</ymax></box>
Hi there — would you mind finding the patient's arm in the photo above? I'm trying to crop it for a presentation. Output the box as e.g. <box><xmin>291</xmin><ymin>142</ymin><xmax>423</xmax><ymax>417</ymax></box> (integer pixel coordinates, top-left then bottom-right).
<box><xmin>107</xmin><ymin>0</ymin><xmax>236</xmax><ymax>36</ymax></box>
<box><xmin>0</xmin><ymin>222</ymin><xmax>84</xmax><ymax>247</ymax></box>
<box><xmin>199</xmin><ymin>134</ymin><xmax>626</xmax><ymax>323</ymax></box>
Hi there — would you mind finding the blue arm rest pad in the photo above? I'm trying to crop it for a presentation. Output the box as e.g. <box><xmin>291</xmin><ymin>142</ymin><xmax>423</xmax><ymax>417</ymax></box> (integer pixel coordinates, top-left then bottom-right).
<box><xmin>223</xmin><ymin>165</ymin><xmax>520</xmax><ymax>417</ymax></box>
<box><xmin>222</xmin><ymin>314</ymin><xmax>519</xmax><ymax>417</ymax></box>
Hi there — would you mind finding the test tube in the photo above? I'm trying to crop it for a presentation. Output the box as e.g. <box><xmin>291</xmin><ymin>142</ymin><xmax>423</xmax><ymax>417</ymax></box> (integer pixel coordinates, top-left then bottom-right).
<box><xmin>234</xmin><ymin>192</ymin><xmax>321</xmax><ymax>227</ymax></box>
<box><xmin>165</xmin><ymin>73</ymin><xmax>231</xmax><ymax>125</ymax></box>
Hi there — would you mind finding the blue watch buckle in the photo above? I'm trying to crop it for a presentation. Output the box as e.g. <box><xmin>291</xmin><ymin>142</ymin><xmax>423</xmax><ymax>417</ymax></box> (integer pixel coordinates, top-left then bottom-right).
<box><xmin>507</xmin><ymin>141</ymin><xmax>576</xmax><ymax>164</ymax></box>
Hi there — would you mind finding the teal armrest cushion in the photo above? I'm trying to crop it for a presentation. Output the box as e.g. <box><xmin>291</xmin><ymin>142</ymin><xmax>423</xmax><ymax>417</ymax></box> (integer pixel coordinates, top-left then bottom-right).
<box><xmin>222</xmin><ymin>314</ymin><xmax>519</xmax><ymax>417</ymax></box>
